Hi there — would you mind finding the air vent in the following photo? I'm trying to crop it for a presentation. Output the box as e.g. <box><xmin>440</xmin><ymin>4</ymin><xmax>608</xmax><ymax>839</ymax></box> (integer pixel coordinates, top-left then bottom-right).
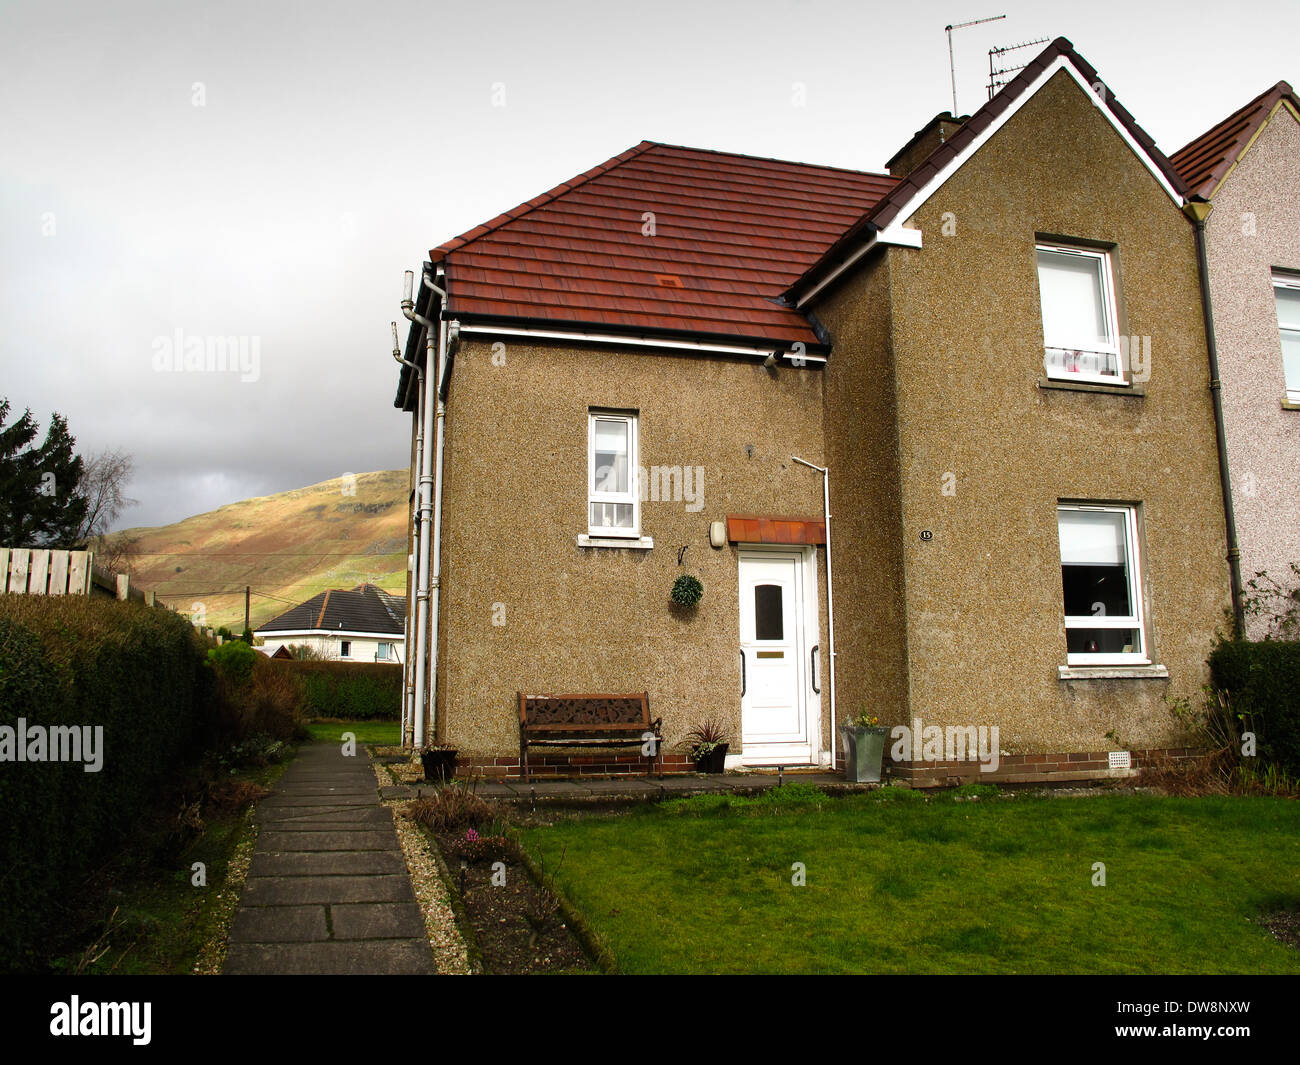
<box><xmin>1108</xmin><ymin>751</ymin><xmax>1131</xmax><ymax>770</ymax></box>
<box><xmin>655</xmin><ymin>274</ymin><xmax>684</xmax><ymax>289</ymax></box>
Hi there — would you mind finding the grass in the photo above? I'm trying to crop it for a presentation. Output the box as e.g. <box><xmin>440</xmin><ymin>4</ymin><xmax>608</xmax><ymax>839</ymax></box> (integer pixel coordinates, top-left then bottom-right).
<box><xmin>518</xmin><ymin>785</ymin><xmax>1300</xmax><ymax>974</ymax></box>
<box><xmin>304</xmin><ymin>719</ymin><xmax>400</xmax><ymax>745</ymax></box>
<box><xmin>50</xmin><ymin>757</ymin><xmax>291</xmax><ymax>975</ymax></box>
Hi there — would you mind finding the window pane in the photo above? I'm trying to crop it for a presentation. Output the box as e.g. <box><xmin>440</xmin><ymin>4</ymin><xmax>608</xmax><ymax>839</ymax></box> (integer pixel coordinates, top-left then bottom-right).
<box><xmin>1066</xmin><ymin>628</ymin><xmax>1141</xmax><ymax>654</ymax></box>
<box><xmin>1281</xmin><ymin>328</ymin><xmax>1300</xmax><ymax>393</ymax></box>
<box><xmin>1038</xmin><ymin>249</ymin><xmax>1109</xmax><ymax>349</ymax></box>
<box><xmin>1060</xmin><ymin>510</ymin><xmax>1133</xmax><ymax>618</ymax></box>
<box><xmin>754</xmin><ymin>584</ymin><xmax>783</xmax><ymax>641</ymax></box>
<box><xmin>1045</xmin><ymin>346</ymin><xmax>1120</xmax><ymax>378</ymax></box>
<box><xmin>593</xmin><ymin>419</ymin><xmax>629</xmax><ymax>494</ymax></box>
<box><xmin>589</xmin><ymin>502</ymin><xmax>634</xmax><ymax>529</ymax></box>
<box><xmin>1275</xmin><ymin>285</ymin><xmax>1300</xmax><ymax>329</ymax></box>
<box><xmin>1059</xmin><ymin>510</ymin><xmax>1125</xmax><ymax>565</ymax></box>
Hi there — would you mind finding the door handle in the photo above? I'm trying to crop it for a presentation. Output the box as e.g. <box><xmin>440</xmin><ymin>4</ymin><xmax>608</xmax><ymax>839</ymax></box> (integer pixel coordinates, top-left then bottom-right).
<box><xmin>811</xmin><ymin>644</ymin><xmax>820</xmax><ymax>694</ymax></box>
<box><xmin>740</xmin><ymin>649</ymin><xmax>746</xmax><ymax>696</ymax></box>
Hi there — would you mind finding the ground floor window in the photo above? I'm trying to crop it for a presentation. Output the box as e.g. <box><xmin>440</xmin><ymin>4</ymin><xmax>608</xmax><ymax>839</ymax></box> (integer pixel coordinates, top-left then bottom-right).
<box><xmin>1057</xmin><ymin>503</ymin><xmax>1147</xmax><ymax>665</ymax></box>
<box><xmin>340</xmin><ymin>639</ymin><xmax>351</xmax><ymax>658</ymax></box>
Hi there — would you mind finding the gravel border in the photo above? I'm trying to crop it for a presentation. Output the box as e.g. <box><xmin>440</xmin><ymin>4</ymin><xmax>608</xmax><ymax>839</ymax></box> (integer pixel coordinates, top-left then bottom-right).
<box><xmin>389</xmin><ymin>800</ymin><xmax>472</xmax><ymax>974</ymax></box>
<box><xmin>193</xmin><ymin>809</ymin><xmax>258</xmax><ymax>975</ymax></box>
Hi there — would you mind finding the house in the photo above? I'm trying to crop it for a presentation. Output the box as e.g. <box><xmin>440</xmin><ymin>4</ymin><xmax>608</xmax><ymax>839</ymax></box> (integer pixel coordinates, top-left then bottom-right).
<box><xmin>255</xmin><ymin>583</ymin><xmax>405</xmax><ymax>663</ymax></box>
<box><xmin>395</xmin><ymin>38</ymin><xmax>1235</xmax><ymax>784</ymax></box>
<box><xmin>1170</xmin><ymin>82</ymin><xmax>1300</xmax><ymax>638</ymax></box>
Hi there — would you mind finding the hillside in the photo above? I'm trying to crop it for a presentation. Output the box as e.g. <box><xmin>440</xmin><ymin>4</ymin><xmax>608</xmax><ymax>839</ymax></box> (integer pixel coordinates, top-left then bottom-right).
<box><xmin>119</xmin><ymin>470</ymin><xmax>409</xmax><ymax>632</ymax></box>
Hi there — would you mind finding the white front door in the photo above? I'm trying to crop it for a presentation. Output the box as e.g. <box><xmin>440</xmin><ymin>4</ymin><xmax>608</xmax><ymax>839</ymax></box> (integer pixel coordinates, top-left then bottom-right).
<box><xmin>739</xmin><ymin>549</ymin><xmax>816</xmax><ymax>764</ymax></box>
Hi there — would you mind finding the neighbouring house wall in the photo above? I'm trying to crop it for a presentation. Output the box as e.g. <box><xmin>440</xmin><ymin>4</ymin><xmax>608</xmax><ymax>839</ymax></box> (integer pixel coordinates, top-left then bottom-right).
<box><xmin>432</xmin><ymin>338</ymin><xmax>830</xmax><ymax>762</ymax></box>
<box><xmin>874</xmin><ymin>69</ymin><xmax>1230</xmax><ymax>754</ymax></box>
<box><xmin>816</xmin><ymin>251</ymin><xmax>911</xmax><ymax>733</ymax></box>
<box><xmin>1202</xmin><ymin>104</ymin><xmax>1300</xmax><ymax>636</ymax></box>
<box><xmin>259</xmin><ymin>633</ymin><xmax>403</xmax><ymax>662</ymax></box>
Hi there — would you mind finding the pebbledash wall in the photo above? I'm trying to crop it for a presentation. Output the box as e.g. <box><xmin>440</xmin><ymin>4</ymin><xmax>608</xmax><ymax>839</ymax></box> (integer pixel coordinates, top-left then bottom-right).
<box><xmin>1199</xmin><ymin>101</ymin><xmax>1300</xmax><ymax>637</ymax></box>
<box><xmin>432</xmin><ymin>337</ymin><xmax>831</xmax><ymax>777</ymax></box>
<box><xmin>812</xmin><ymin>69</ymin><xmax>1232</xmax><ymax>784</ymax></box>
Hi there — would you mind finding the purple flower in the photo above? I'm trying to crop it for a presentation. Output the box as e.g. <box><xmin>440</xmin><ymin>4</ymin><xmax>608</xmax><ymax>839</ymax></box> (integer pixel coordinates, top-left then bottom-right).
<box><xmin>465</xmin><ymin>828</ymin><xmax>480</xmax><ymax>841</ymax></box>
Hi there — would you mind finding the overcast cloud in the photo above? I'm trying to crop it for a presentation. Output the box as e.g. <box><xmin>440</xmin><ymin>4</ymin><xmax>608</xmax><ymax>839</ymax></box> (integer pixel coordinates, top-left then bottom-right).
<box><xmin>2</xmin><ymin>0</ymin><xmax>1296</xmax><ymax>528</ymax></box>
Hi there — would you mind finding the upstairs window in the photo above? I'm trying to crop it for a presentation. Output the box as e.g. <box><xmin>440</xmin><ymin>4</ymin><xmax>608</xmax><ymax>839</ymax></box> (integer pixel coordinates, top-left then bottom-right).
<box><xmin>588</xmin><ymin>411</ymin><xmax>639</xmax><ymax>537</ymax></box>
<box><xmin>1036</xmin><ymin>243</ymin><xmax>1125</xmax><ymax>385</ymax></box>
<box><xmin>1273</xmin><ymin>273</ymin><xmax>1300</xmax><ymax>402</ymax></box>
<box><xmin>1057</xmin><ymin>504</ymin><xmax>1147</xmax><ymax>665</ymax></box>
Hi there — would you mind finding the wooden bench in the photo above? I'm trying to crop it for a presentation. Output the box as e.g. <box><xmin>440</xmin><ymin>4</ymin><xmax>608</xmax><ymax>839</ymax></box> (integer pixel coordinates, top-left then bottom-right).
<box><xmin>517</xmin><ymin>692</ymin><xmax>661</xmax><ymax>782</ymax></box>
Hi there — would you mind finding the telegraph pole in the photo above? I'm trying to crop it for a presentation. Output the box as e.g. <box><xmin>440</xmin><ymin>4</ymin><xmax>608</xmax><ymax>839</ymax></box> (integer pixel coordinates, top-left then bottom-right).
<box><xmin>245</xmin><ymin>586</ymin><xmax>251</xmax><ymax>634</ymax></box>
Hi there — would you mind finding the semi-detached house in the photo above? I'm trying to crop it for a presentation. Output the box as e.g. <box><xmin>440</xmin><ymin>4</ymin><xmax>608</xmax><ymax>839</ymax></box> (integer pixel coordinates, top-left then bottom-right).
<box><xmin>394</xmin><ymin>38</ymin><xmax>1238</xmax><ymax>784</ymax></box>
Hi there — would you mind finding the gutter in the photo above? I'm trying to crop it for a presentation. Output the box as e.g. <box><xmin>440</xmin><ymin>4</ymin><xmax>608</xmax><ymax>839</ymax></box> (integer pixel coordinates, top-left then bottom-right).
<box><xmin>391</xmin><ymin>322</ymin><xmax>423</xmax><ymax>744</ymax></box>
<box><xmin>1186</xmin><ymin>200</ymin><xmax>1246</xmax><ymax>637</ymax></box>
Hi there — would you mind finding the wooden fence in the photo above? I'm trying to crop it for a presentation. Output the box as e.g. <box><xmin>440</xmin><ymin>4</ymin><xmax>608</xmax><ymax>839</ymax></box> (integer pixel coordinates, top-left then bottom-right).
<box><xmin>4</xmin><ymin>547</ymin><xmax>164</xmax><ymax>611</ymax></box>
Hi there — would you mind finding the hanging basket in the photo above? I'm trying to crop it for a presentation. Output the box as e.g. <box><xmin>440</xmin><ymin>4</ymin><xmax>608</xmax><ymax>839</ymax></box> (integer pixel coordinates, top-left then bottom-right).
<box><xmin>670</xmin><ymin>574</ymin><xmax>704</xmax><ymax>608</ymax></box>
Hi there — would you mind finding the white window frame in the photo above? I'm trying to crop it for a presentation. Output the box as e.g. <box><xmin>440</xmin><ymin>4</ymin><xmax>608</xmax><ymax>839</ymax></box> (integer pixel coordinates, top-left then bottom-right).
<box><xmin>1272</xmin><ymin>272</ymin><xmax>1300</xmax><ymax>402</ymax></box>
<box><xmin>339</xmin><ymin>639</ymin><xmax>351</xmax><ymax>658</ymax></box>
<box><xmin>587</xmin><ymin>410</ymin><xmax>640</xmax><ymax>539</ymax></box>
<box><xmin>1036</xmin><ymin>243</ymin><xmax>1126</xmax><ymax>386</ymax></box>
<box><xmin>1058</xmin><ymin>503</ymin><xmax>1148</xmax><ymax>666</ymax></box>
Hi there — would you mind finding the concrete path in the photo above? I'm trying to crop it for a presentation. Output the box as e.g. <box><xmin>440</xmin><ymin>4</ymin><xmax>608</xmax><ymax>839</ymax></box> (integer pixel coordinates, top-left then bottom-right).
<box><xmin>224</xmin><ymin>741</ymin><xmax>436</xmax><ymax>975</ymax></box>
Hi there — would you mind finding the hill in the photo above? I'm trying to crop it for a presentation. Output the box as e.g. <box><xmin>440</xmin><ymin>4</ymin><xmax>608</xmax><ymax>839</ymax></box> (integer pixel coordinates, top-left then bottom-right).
<box><xmin>119</xmin><ymin>470</ymin><xmax>409</xmax><ymax>632</ymax></box>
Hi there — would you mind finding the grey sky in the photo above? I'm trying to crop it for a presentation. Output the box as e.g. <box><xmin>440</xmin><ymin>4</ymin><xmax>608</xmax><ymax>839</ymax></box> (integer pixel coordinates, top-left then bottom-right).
<box><xmin>2</xmin><ymin>0</ymin><xmax>1296</xmax><ymax>528</ymax></box>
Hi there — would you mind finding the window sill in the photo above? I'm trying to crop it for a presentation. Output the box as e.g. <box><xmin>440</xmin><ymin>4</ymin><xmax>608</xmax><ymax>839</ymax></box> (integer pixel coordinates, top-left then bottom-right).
<box><xmin>1282</xmin><ymin>396</ymin><xmax>1300</xmax><ymax>411</ymax></box>
<box><xmin>1038</xmin><ymin>377</ymin><xmax>1145</xmax><ymax>397</ymax></box>
<box><xmin>1058</xmin><ymin>663</ymin><xmax>1169</xmax><ymax>680</ymax></box>
<box><xmin>577</xmin><ymin>534</ymin><xmax>654</xmax><ymax>550</ymax></box>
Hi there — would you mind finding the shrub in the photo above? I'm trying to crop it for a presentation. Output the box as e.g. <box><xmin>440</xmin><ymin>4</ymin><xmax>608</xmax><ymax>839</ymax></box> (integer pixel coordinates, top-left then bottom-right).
<box><xmin>206</xmin><ymin>643</ymin><xmax>305</xmax><ymax>742</ymax></box>
<box><xmin>270</xmin><ymin>659</ymin><xmax>401</xmax><ymax>720</ymax></box>
<box><xmin>405</xmin><ymin>781</ymin><xmax>500</xmax><ymax>833</ymax></box>
<box><xmin>0</xmin><ymin>596</ymin><xmax>217</xmax><ymax>972</ymax></box>
<box><xmin>1209</xmin><ymin>640</ymin><xmax>1300</xmax><ymax>775</ymax></box>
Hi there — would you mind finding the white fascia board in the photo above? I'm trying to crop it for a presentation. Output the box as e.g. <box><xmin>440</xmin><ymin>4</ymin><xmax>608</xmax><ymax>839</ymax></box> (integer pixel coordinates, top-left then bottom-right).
<box><xmin>455</xmin><ymin>323</ymin><xmax>827</xmax><ymax>363</ymax></box>
<box><xmin>795</xmin><ymin>226</ymin><xmax>923</xmax><ymax>308</ymax></box>
<box><xmin>879</xmin><ymin>56</ymin><xmax>1182</xmax><ymax>248</ymax></box>
<box><xmin>254</xmin><ymin>628</ymin><xmax>402</xmax><ymax>640</ymax></box>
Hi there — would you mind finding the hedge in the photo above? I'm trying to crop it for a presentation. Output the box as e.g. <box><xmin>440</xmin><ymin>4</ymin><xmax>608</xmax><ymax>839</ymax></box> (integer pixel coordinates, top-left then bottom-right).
<box><xmin>268</xmin><ymin>659</ymin><xmax>402</xmax><ymax>720</ymax></box>
<box><xmin>0</xmin><ymin>595</ymin><xmax>216</xmax><ymax>972</ymax></box>
<box><xmin>1209</xmin><ymin>639</ymin><xmax>1300</xmax><ymax>774</ymax></box>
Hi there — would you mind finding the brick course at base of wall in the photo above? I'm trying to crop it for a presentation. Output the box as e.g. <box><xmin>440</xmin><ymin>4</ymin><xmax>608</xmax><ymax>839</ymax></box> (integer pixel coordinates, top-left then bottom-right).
<box><xmin>456</xmin><ymin>753</ymin><xmax>698</xmax><ymax>780</ymax></box>
<box><xmin>874</xmin><ymin>748</ymin><xmax>1203</xmax><ymax>787</ymax></box>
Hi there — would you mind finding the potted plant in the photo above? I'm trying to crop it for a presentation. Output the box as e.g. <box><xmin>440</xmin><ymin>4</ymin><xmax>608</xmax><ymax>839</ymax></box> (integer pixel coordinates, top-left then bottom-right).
<box><xmin>419</xmin><ymin>744</ymin><xmax>459</xmax><ymax>783</ymax></box>
<box><xmin>670</xmin><ymin>574</ymin><xmax>704</xmax><ymax>609</ymax></box>
<box><xmin>685</xmin><ymin>719</ymin><xmax>730</xmax><ymax>773</ymax></box>
<box><xmin>838</xmin><ymin>711</ymin><xmax>889</xmax><ymax>783</ymax></box>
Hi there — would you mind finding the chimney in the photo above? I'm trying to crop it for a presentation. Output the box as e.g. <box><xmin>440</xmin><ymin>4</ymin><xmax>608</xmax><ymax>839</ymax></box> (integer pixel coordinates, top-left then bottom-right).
<box><xmin>886</xmin><ymin>112</ymin><xmax>968</xmax><ymax>179</ymax></box>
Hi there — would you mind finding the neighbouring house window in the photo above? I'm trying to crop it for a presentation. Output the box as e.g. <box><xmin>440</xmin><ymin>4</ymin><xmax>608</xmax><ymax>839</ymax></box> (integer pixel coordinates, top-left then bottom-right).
<box><xmin>1036</xmin><ymin>243</ymin><xmax>1125</xmax><ymax>385</ymax></box>
<box><xmin>588</xmin><ymin>411</ymin><xmax>639</xmax><ymax>537</ymax></box>
<box><xmin>1057</xmin><ymin>504</ymin><xmax>1147</xmax><ymax>665</ymax></box>
<box><xmin>376</xmin><ymin>642</ymin><xmax>389</xmax><ymax>661</ymax></box>
<box><xmin>1273</xmin><ymin>273</ymin><xmax>1300</xmax><ymax>401</ymax></box>
<box><xmin>340</xmin><ymin>640</ymin><xmax>351</xmax><ymax>658</ymax></box>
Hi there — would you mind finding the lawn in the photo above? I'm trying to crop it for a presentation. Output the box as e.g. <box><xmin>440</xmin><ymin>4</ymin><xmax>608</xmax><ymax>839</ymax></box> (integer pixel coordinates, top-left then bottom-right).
<box><xmin>303</xmin><ymin>719</ymin><xmax>400</xmax><ymax>745</ymax></box>
<box><xmin>518</xmin><ymin>784</ymin><xmax>1300</xmax><ymax>974</ymax></box>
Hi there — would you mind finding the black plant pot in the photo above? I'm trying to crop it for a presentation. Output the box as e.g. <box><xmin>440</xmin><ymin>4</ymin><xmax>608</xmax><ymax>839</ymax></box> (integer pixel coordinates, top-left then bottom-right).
<box><xmin>691</xmin><ymin>743</ymin><xmax>729</xmax><ymax>774</ymax></box>
<box><xmin>420</xmin><ymin>748</ymin><xmax>458</xmax><ymax>782</ymax></box>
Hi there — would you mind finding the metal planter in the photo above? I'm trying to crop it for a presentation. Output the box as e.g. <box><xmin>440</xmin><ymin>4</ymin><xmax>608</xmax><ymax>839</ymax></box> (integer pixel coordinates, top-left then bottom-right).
<box><xmin>839</xmin><ymin>725</ymin><xmax>889</xmax><ymax>783</ymax></box>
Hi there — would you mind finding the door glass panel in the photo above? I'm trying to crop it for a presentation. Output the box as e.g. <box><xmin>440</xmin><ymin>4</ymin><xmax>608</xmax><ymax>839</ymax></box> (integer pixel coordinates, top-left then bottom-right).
<box><xmin>754</xmin><ymin>584</ymin><xmax>783</xmax><ymax>641</ymax></box>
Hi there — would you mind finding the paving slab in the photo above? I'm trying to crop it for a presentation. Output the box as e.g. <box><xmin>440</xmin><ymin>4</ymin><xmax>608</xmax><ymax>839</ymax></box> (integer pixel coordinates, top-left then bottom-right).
<box><xmin>241</xmin><ymin>873</ymin><xmax>416</xmax><ymax>906</ymax></box>
<box><xmin>330</xmin><ymin>903</ymin><xmax>426</xmax><ymax>941</ymax></box>
<box><xmin>248</xmin><ymin>850</ymin><xmax>407</xmax><ymax>878</ymax></box>
<box><xmin>228</xmin><ymin>905</ymin><xmax>328</xmax><ymax>943</ymax></box>
<box><xmin>256</xmin><ymin>830</ymin><xmax>394</xmax><ymax>852</ymax></box>
<box><xmin>255</xmin><ymin>806</ymin><xmax>393</xmax><ymax>825</ymax></box>
<box><xmin>224</xmin><ymin>940</ymin><xmax>436</xmax><ymax>976</ymax></box>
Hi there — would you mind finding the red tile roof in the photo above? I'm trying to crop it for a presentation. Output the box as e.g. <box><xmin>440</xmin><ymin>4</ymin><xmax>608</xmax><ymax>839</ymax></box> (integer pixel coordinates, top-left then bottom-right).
<box><xmin>432</xmin><ymin>142</ymin><xmax>897</xmax><ymax>350</ymax></box>
<box><xmin>1170</xmin><ymin>81</ymin><xmax>1298</xmax><ymax>199</ymax></box>
<box><xmin>786</xmin><ymin>38</ymin><xmax>1190</xmax><ymax>303</ymax></box>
